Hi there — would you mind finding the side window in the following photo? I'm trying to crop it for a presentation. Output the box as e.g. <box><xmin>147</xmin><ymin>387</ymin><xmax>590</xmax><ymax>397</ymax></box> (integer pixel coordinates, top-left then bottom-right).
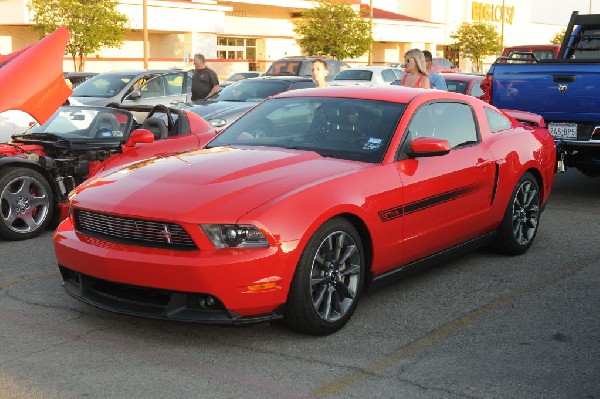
<box><xmin>381</xmin><ymin>69</ymin><xmax>397</xmax><ymax>83</ymax></box>
<box><xmin>164</xmin><ymin>73</ymin><xmax>184</xmax><ymax>95</ymax></box>
<box><xmin>484</xmin><ymin>107</ymin><xmax>512</xmax><ymax>133</ymax></box>
<box><xmin>139</xmin><ymin>76</ymin><xmax>165</xmax><ymax>98</ymax></box>
<box><xmin>406</xmin><ymin>102</ymin><xmax>478</xmax><ymax>149</ymax></box>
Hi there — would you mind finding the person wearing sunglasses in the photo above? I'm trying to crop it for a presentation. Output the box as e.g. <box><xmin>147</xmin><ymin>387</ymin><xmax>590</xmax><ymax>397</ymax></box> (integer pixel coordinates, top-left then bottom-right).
<box><xmin>399</xmin><ymin>48</ymin><xmax>430</xmax><ymax>89</ymax></box>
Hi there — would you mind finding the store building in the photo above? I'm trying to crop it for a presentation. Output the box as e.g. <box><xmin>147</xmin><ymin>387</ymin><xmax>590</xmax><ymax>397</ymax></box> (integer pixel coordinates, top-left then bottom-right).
<box><xmin>0</xmin><ymin>0</ymin><xmax>577</xmax><ymax>77</ymax></box>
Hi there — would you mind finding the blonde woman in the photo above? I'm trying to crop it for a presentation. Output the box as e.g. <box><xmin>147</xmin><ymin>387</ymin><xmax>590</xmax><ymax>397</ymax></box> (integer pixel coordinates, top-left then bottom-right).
<box><xmin>400</xmin><ymin>49</ymin><xmax>430</xmax><ymax>89</ymax></box>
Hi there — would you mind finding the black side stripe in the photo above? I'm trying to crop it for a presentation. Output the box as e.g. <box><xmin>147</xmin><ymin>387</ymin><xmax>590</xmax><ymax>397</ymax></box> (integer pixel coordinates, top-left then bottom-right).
<box><xmin>378</xmin><ymin>182</ymin><xmax>488</xmax><ymax>222</ymax></box>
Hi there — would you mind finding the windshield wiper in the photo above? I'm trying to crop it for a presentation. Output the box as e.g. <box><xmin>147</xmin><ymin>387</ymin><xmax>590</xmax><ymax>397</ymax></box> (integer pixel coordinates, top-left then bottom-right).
<box><xmin>12</xmin><ymin>132</ymin><xmax>68</xmax><ymax>142</ymax></box>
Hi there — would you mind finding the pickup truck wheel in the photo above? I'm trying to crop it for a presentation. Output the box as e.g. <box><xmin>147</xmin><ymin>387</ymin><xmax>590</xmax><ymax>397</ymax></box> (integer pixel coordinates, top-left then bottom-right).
<box><xmin>285</xmin><ymin>218</ymin><xmax>364</xmax><ymax>335</ymax></box>
<box><xmin>491</xmin><ymin>172</ymin><xmax>540</xmax><ymax>255</ymax></box>
<box><xmin>0</xmin><ymin>167</ymin><xmax>54</xmax><ymax>241</ymax></box>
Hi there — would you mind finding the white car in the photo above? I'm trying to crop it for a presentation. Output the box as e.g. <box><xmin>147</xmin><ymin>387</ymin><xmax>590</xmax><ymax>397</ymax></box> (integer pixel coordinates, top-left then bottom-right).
<box><xmin>330</xmin><ymin>66</ymin><xmax>404</xmax><ymax>86</ymax></box>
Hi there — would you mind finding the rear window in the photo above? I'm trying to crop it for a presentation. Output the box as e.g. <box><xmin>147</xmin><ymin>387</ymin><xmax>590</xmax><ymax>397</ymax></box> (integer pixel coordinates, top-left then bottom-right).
<box><xmin>334</xmin><ymin>70</ymin><xmax>373</xmax><ymax>81</ymax></box>
<box><xmin>570</xmin><ymin>26</ymin><xmax>600</xmax><ymax>59</ymax></box>
<box><xmin>265</xmin><ymin>61</ymin><xmax>302</xmax><ymax>76</ymax></box>
<box><xmin>446</xmin><ymin>80</ymin><xmax>469</xmax><ymax>94</ymax></box>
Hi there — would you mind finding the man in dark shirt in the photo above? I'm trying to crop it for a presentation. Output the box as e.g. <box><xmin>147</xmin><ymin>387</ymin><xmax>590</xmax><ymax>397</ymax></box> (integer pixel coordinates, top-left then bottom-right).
<box><xmin>191</xmin><ymin>53</ymin><xmax>220</xmax><ymax>101</ymax></box>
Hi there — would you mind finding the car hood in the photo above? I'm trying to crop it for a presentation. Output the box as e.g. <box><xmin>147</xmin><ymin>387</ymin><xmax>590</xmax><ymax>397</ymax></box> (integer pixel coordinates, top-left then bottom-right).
<box><xmin>0</xmin><ymin>27</ymin><xmax>71</xmax><ymax>124</ymax></box>
<box><xmin>190</xmin><ymin>101</ymin><xmax>255</xmax><ymax>120</ymax></box>
<box><xmin>73</xmin><ymin>147</ymin><xmax>367</xmax><ymax>222</ymax></box>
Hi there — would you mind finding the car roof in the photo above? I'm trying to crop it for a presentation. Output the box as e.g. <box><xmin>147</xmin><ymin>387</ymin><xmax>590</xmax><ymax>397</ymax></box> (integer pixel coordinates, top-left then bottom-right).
<box><xmin>279</xmin><ymin>56</ymin><xmax>337</xmax><ymax>60</ymax></box>
<box><xmin>275</xmin><ymin>85</ymin><xmax>473</xmax><ymax>103</ymax></box>
<box><xmin>92</xmin><ymin>69</ymin><xmax>184</xmax><ymax>77</ymax></box>
<box><xmin>240</xmin><ymin>76</ymin><xmax>315</xmax><ymax>83</ymax></box>
<box><xmin>337</xmin><ymin>66</ymin><xmax>400</xmax><ymax>72</ymax></box>
<box><xmin>64</xmin><ymin>72</ymin><xmax>97</xmax><ymax>76</ymax></box>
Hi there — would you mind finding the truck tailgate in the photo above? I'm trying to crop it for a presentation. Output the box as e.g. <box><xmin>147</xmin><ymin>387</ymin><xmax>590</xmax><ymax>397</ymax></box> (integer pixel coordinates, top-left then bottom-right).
<box><xmin>491</xmin><ymin>63</ymin><xmax>599</xmax><ymax>124</ymax></box>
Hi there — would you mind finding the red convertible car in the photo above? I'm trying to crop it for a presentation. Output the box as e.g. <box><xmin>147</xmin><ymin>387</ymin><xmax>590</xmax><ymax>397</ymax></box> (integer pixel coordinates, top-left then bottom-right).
<box><xmin>54</xmin><ymin>86</ymin><xmax>557</xmax><ymax>335</ymax></box>
<box><xmin>0</xmin><ymin>28</ymin><xmax>216</xmax><ymax>240</ymax></box>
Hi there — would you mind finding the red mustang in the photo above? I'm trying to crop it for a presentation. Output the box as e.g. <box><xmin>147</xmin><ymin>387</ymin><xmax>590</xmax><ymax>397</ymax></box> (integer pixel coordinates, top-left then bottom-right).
<box><xmin>54</xmin><ymin>86</ymin><xmax>557</xmax><ymax>335</ymax></box>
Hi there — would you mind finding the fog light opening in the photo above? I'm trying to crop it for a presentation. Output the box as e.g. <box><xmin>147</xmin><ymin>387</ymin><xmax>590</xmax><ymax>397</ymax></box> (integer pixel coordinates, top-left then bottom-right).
<box><xmin>199</xmin><ymin>295</ymin><xmax>218</xmax><ymax>309</ymax></box>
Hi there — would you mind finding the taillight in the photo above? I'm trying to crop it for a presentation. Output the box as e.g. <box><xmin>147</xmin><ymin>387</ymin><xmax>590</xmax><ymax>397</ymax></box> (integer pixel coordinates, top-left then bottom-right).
<box><xmin>479</xmin><ymin>75</ymin><xmax>493</xmax><ymax>103</ymax></box>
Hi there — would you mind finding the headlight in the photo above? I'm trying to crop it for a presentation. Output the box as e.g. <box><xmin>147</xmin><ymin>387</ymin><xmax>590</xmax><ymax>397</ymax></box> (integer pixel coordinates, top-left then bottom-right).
<box><xmin>208</xmin><ymin>118</ymin><xmax>227</xmax><ymax>128</ymax></box>
<box><xmin>200</xmin><ymin>224</ymin><xmax>268</xmax><ymax>248</ymax></box>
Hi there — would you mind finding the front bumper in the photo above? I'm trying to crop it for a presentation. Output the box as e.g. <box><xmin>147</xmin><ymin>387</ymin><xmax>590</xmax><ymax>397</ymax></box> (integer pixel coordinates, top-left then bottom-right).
<box><xmin>53</xmin><ymin>218</ymin><xmax>300</xmax><ymax>323</ymax></box>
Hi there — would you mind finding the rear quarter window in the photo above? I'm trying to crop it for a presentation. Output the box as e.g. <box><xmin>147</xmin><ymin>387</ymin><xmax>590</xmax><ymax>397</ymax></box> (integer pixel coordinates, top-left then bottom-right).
<box><xmin>484</xmin><ymin>107</ymin><xmax>512</xmax><ymax>133</ymax></box>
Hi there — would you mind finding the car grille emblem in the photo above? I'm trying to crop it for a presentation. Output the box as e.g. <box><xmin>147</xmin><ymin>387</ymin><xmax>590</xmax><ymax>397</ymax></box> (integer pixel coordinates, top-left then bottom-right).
<box><xmin>162</xmin><ymin>224</ymin><xmax>173</xmax><ymax>244</ymax></box>
<box><xmin>558</xmin><ymin>84</ymin><xmax>568</xmax><ymax>93</ymax></box>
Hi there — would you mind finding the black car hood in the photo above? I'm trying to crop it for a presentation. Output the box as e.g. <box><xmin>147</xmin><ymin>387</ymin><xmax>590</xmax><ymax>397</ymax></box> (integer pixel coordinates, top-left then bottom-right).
<box><xmin>188</xmin><ymin>100</ymin><xmax>256</xmax><ymax>120</ymax></box>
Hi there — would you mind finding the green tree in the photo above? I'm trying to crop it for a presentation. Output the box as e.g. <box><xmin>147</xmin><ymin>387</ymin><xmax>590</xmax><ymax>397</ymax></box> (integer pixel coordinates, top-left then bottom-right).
<box><xmin>292</xmin><ymin>0</ymin><xmax>371</xmax><ymax>60</ymax></box>
<box><xmin>28</xmin><ymin>0</ymin><xmax>128</xmax><ymax>71</ymax></box>
<box><xmin>450</xmin><ymin>21</ymin><xmax>502</xmax><ymax>73</ymax></box>
<box><xmin>551</xmin><ymin>28</ymin><xmax>566</xmax><ymax>45</ymax></box>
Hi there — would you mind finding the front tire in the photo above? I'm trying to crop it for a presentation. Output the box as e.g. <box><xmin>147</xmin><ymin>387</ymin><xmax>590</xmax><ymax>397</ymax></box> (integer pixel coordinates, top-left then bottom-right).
<box><xmin>0</xmin><ymin>167</ymin><xmax>54</xmax><ymax>240</ymax></box>
<box><xmin>491</xmin><ymin>172</ymin><xmax>540</xmax><ymax>255</ymax></box>
<box><xmin>285</xmin><ymin>217</ymin><xmax>365</xmax><ymax>335</ymax></box>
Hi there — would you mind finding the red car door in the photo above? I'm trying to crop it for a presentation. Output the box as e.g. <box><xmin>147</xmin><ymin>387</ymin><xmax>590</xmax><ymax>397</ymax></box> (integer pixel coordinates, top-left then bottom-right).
<box><xmin>396</xmin><ymin>101</ymin><xmax>496</xmax><ymax>263</ymax></box>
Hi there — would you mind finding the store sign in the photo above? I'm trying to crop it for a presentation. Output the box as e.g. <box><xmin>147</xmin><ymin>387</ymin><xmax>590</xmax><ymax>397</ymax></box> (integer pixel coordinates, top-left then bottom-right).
<box><xmin>472</xmin><ymin>2</ymin><xmax>515</xmax><ymax>25</ymax></box>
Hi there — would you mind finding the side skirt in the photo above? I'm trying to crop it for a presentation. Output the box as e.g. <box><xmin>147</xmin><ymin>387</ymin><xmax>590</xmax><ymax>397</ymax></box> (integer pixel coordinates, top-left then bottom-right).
<box><xmin>368</xmin><ymin>232</ymin><xmax>497</xmax><ymax>291</ymax></box>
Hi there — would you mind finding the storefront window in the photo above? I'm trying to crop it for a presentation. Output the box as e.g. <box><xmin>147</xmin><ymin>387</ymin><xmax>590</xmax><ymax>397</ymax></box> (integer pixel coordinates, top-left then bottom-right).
<box><xmin>216</xmin><ymin>37</ymin><xmax>259</xmax><ymax>63</ymax></box>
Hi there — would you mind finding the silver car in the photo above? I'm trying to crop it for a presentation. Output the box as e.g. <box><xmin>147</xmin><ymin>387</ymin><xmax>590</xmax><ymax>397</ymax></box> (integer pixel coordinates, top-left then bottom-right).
<box><xmin>69</xmin><ymin>69</ymin><xmax>192</xmax><ymax>107</ymax></box>
<box><xmin>329</xmin><ymin>66</ymin><xmax>405</xmax><ymax>86</ymax></box>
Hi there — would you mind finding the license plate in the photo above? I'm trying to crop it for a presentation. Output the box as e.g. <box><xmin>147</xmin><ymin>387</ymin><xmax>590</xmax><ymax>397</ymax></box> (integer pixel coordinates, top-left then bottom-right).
<box><xmin>548</xmin><ymin>123</ymin><xmax>577</xmax><ymax>139</ymax></box>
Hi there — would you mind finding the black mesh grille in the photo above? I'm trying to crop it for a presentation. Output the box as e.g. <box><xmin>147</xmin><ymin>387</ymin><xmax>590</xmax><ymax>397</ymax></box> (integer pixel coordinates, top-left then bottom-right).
<box><xmin>75</xmin><ymin>209</ymin><xmax>197</xmax><ymax>250</ymax></box>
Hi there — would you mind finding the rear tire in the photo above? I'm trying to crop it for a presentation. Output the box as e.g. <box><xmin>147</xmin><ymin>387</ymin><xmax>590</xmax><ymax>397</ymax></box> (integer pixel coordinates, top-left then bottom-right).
<box><xmin>0</xmin><ymin>167</ymin><xmax>54</xmax><ymax>240</ymax></box>
<box><xmin>491</xmin><ymin>172</ymin><xmax>540</xmax><ymax>255</ymax></box>
<box><xmin>285</xmin><ymin>217</ymin><xmax>364</xmax><ymax>335</ymax></box>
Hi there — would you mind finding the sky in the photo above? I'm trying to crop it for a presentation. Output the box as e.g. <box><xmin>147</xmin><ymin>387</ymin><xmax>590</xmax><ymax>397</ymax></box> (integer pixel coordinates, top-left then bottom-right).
<box><xmin>531</xmin><ymin>0</ymin><xmax>597</xmax><ymax>25</ymax></box>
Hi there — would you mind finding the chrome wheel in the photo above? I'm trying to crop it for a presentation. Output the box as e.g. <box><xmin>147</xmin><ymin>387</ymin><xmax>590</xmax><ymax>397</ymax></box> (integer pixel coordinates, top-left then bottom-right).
<box><xmin>0</xmin><ymin>168</ymin><xmax>53</xmax><ymax>240</ymax></box>
<box><xmin>491</xmin><ymin>172</ymin><xmax>541</xmax><ymax>255</ymax></box>
<box><xmin>285</xmin><ymin>217</ymin><xmax>365</xmax><ymax>335</ymax></box>
<box><xmin>511</xmin><ymin>179</ymin><xmax>540</xmax><ymax>246</ymax></box>
<box><xmin>310</xmin><ymin>231</ymin><xmax>361</xmax><ymax>322</ymax></box>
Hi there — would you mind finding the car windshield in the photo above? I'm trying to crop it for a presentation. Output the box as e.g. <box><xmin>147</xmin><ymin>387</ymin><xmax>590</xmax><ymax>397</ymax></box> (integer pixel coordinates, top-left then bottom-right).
<box><xmin>26</xmin><ymin>106</ymin><xmax>132</xmax><ymax>141</ymax></box>
<box><xmin>211</xmin><ymin>80</ymin><xmax>290</xmax><ymax>102</ymax></box>
<box><xmin>72</xmin><ymin>73</ymin><xmax>137</xmax><ymax>98</ymax></box>
<box><xmin>207</xmin><ymin>97</ymin><xmax>406</xmax><ymax>163</ymax></box>
<box><xmin>334</xmin><ymin>70</ymin><xmax>373</xmax><ymax>81</ymax></box>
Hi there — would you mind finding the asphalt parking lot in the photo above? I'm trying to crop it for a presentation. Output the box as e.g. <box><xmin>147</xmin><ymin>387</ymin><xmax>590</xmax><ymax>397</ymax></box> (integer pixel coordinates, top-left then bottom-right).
<box><xmin>0</xmin><ymin>169</ymin><xmax>598</xmax><ymax>399</ymax></box>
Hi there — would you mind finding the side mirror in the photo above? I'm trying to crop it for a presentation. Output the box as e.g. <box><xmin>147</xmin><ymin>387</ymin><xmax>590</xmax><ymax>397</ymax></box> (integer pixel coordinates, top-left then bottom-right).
<box><xmin>125</xmin><ymin>129</ymin><xmax>155</xmax><ymax>147</ymax></box>
<box><xmin>127</xmin><ymin>91</ymin><xmax>142</xmax><ymax>100</ymax></box>
<box><xmin>407</xmin><ymin>137</ymin><xmax>451</xmax><ymax>158</ymax></box>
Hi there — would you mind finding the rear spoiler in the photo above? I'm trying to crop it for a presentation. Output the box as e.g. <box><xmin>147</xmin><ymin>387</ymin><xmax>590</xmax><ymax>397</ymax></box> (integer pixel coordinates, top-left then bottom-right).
<box><xmin>0</xmin><ymin>26</ymin><xmax>72</xmax><ymax>124</ymax></box>
<box><xmin>502</xmin><ymin>109</ymin><xmax>546</xmax><ymax>127</ymax></box>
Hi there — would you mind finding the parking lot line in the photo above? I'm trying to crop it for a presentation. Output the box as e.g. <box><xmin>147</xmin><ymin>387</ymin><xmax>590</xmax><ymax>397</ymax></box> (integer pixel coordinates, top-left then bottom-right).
<box><xmin>314</xmin><ymin>253</ymin><xmax>599</xmax><ymax>396</ymax></box>
<box><xmin>0</xmin><ymin>269</ymin><xmax>58</xmax><ymax>288</ymax></box>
